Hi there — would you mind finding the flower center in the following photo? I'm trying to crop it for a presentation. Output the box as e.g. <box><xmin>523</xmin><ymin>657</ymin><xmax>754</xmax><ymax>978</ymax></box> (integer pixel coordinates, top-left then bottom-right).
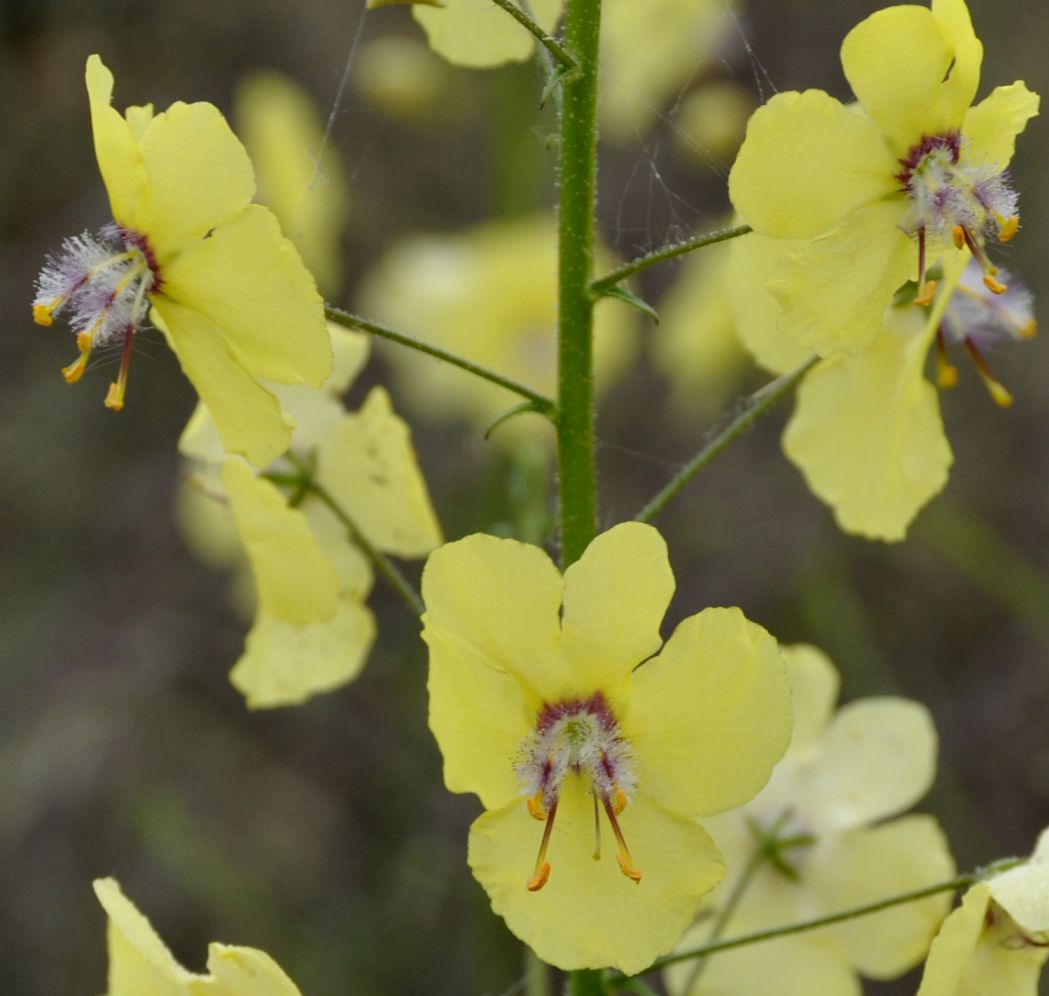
<box><xmin>33</xmin><ymin>224</ymin><xmax>161</xmax><ymax>411</ymax></box>
<box><xmin>896</xmin><ymin>132</ymin><xmax>1019</xmax><ymax>305</ymax></box>
<box><xmin>515</xmin><ymin>691</ymin><xmax>640</xmax><ymax>892</ymax></box>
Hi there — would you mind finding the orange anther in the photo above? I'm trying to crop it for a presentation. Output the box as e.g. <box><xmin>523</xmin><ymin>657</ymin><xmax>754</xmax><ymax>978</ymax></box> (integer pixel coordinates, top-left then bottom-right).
<box><xmin>616</xmin><ymin>854</ymin><xmax>642</xmax><ymax>884</ymax></box>
<box><xmin>527</xmin><ymin>862</ymin><xmax>551</xmax><ymax>892</ymax></box>
<box><xmin>914</xmin><ymin>280</ymin><xmax>937</xmax><ymax>307</ymax></box>
<box><xmin>527</xmin><ymin>795</ymin><xmax>547</xmax><ymax>821</ymax></box>
<box><xmin>1019</xmin><ymin>320</ymin><xmax>1037</xmax><ymax>340</ymax></box>
<box><xmin>76</xmin><ymin>330</ymin><xmax>93</xmax><ymax>353</ymax></box>
<box><xmin>61</xmin><ymin>353</ymin><xmax>89</xmax><ymax>384</ymax></box>
<box><xmin>952</xmin><ymin>225</ymin><xmax>966</xmax><ymax>250</ymax></box>
<box><xmin>104</xmin><ymin>381</ymin><xmax>126</xmax><ymax>411</ymax></box>
<box><xmin>983</xmin><ymin>273</ymin><xmax>1007</xmax><ymax>295</ymax></box>
<box><xmin>33</xmin><ymin>303</ymin><xmax>55</xmax><ymax>327</ymax></box>
<box><xmin>998</xmin><ymin>215</ymin><xmax>1019</xmax><ymax>243</ymax></box>
<box><xmin>612</xmin><ymin>788</ymin><xmax>628</xmax><ymax>816</ymax></box>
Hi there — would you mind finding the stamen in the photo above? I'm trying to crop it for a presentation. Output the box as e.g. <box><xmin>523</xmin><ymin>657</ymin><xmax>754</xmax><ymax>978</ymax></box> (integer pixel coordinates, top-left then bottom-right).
<box><xmin>952</xmin><ymin>225</ymin><xmax>966</xmax><ymax>251</ymax></box>
<box><xmin>602</xmin><ymin>794</ymin><xmax>641</xmax><ymax>884</ymax></box>
<box><xmin>592</xmin><ymin>795</ymin><xmax>601</xmax><ymax>861</ymax></box>
<box><xmin>33</xmin><ymin>301</ymin><xmax>59</xmax><ymax>326</ymax></box>
<box><xmin>956</xmin><ymin>224</ymin><xmax>1008</xmax><ymax>295</ymax></box>
<box><xmin>963</xmin><ymin>337</ymin><xmax>1013</xmax><ymax>408</ymax></box>
<box><xmin>61</xmin><ymin>352</ymin><xmax>90</xmax><ymax>384</ymax></box>
<box><xmin>527</xmin><ymin>793</ymin><xmax>547</xmax><ymax>821</ymax></box>
<box><xmin>527</xmin><ymin>800</ymin><xmax>558</xmax><ymax>892</ymax></box>
<box><xmin>104</xmin><ymin>326</ymin><xmax>136</xmax><ymax>412</ymax></box>
<box><xmin>914</xmin><ymin>228</ymin><xmax>937</xmax><ymax>307</ymax></box>
<box><xmin>1019</xmin><ymin>319</ymin><xmax>1037</xmax><ymax>340</ymax></box>
<box><xmin>935</xmin><ymin>328</ymin><xmax>959</xmax><ymax>389</ymax></box>
<box><xmin>997</xmin><ymin>214</ymin><xmax>1019</xmax><ymax>243</ymax></box>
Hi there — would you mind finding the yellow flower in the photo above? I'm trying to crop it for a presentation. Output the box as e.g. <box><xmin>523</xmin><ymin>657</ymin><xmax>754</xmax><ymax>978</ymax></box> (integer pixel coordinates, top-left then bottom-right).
<box><xmin>650</xmin><ymin>237</ymin><xmax>748</xmax><ymax>419</ymax></box>
<box><xmin>917</xmin><ymin>830</ymin><xmax>1049</xmax><ymax>995</ymax></box>
<box><xmin>234</xmin><ymin>71</ymin><xmax>349</xmax><ymax>297</ymax></box>
<box><xmin>668</xmin><ymin>645</ymin><xmax>954</xmax><ymax>995</ymax></box>
<box><xmin>32</xmin><ymin>56</ymin><xmax>331</xmax><ymax>467</ymax></box>
<box><xmin>729</xmin><ymin>0</ymin><xmax>1038</xmax><ymax>356</ymax></box>
<box><xmin>600</xmin><ymin>0</ymin><xmax>730</xmax><ymax>139</ymax></box>
<box><xmin>356</xmin><ymin>214</ymin><xmax>635</xmax><ymax>442</ymax></box>
<box><xmin>94</xmin><ymin>877</ymin><xmax>301</xmax><ymax>995</ymax></box>
<box><xmin>730</xmin><ymin>234</ymin><xmax>1035</xmax><ymax>540</ymax></box>
<box><xmin>412</xmin><ymin>0</ymin><xmax>564</xmax><ymax>68</ymax></box>
<box><xmin>178</xmin><ymin>326</ymin><xmax>442</xmax><ymax>708</ymax></box>
<box><xmin>422</xmin><ymin>522</ymin><xmax>792</xmax><ymax>972</ymax></box>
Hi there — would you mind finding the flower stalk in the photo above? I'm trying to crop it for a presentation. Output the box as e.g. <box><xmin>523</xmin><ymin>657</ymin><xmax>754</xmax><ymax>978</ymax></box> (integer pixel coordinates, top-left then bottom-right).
<box><xmin>556</xmin><ymin>0</ymin><xmax>602</xmax><ymax>569</ymax></box>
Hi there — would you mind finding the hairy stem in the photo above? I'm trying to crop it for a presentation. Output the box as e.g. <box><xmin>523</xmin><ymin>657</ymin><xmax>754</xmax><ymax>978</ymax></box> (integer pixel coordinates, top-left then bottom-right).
<box><xmin>635</xmin><ymin>356</ymin><xmax>819</xmax><ymax>524</ymax></box>
<box><xmin>591</xmin><ymin>224</ymin><xmax>752</xmax><ymax>293</ymax></box>
<box><xmin>325</xmin><ymin>305</ymin><xmax>555</xmax><ymax>414</ymax></box>
<box><xmin>489</xmin><ymin>0</ymin><xmax>579</xmax><ymax>73</ymax></box>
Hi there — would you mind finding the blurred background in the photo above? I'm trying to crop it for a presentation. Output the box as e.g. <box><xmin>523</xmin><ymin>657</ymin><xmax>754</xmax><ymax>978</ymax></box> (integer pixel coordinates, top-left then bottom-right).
<box><xmin>3</xmin><ymin>0</ymin><xmax>1049</xmax><ymax>992</ymax></box>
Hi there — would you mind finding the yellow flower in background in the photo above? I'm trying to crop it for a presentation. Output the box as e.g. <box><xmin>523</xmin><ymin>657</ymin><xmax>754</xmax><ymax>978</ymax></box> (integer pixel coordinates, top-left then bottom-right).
<box><xmin>600</xmin><ymin>0</ymin><xmax>731</xmax><ymax>139</ymax></box>
<box><xmin>729</xmin><ymin>233</ymin><xmax>1035</xmax><ymax>541</ymax></box>
<box><xmin>672</xmin><ymin>81</ymin><xmax>756</xmax><ymax>164</ymax></box>
<box><xmin>650</xmin><ymin>238</ymin><xmax>748</xmax><ymax>419</ymax></box>
<box><xmin>235</xmin><ymin>71</ymin><xmax>349</xmax><ymax>298</ymax></box>
<box><xmin>369</xmin><ymin>0</ymin><xmax>444</xmax><ymax>8</ymax></box>
<box><xmin>917</xmin><ymin>830</ymin><xmax>1049</xmax><ymax>995</ymax></box>
<box><xmin>178</xmin><ymin>326</ymin><xmax>442</xmax><ymax>708</ymax></box>
<box><xmin>94</xmin><ymin>878</ymin><xmax>302</xmax><ymax>995</ymax></box>
<box><xmin>32</xmin><ymin>56</ymin><xmax>331</xmax><ymax>466</ymax></box>
<box><xmin>413</xmin><ymin>0</ymin><xmax>564</xmax><ymax>69</ymax></box>
<box><xmin>729</xmin><ymin>0</ymin><xmax>1038</xmax><ymax>356</ymax></box>
<box><xmin>667</xmin><ymin>645</ymin><xmax>953</xmax><ymax>995</ymax></box>
<box><xmin>356</xmin><ymin>214</ymin><xmax>635</xmax><ymax>441</ymax></box>
<box><xmin>422</xmin><ymin>522</ymin><xmax>792</xmax><ymax>972</ymax></box>
<box><xmin>353</xmin><ymin>36</ymin><xmax>450</xmax><ymax>120</ymax></box>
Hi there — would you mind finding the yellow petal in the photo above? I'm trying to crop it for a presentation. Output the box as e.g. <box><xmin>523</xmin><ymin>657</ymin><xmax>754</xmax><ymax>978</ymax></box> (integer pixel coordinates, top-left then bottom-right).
<box><xmin>326</xmin><ymin>325</ymin><xmax>370</xmax><ymax>395</ymax></box>
<box><xmin>124</xmin><ymin>103</ymin><xmax>154</xmax><ymax>140</ymax></box>
<box><xmin>915</xmin><ymin>883</ymin><xmax>992</xmax><ymax>996</ymax></box>
<box><xmin>316</xmin><ymin>386</ymin><xmax>443</xmax><ymax>558</ymax></box>
<box><xmin>413</xmin><ymin>0</ymin><xmax>564</xmax><ymax>69</ymax></box>
<box><xmin>666</xmin><ymin>929</ymin><xmax>859</xmax><ymax>996</ymax></box>
<box><xmin>154</xmin><ymin>299</ymin><xmax>291</xmax><ymax>467</ymax></box>
<box><xmin>469</xmin><ymin>784</ymin><xmax>724</xmax><ymax>974</ymax></box>
<box><xmin>93</xmin><ymin>878</ymin><xmax>202</xmax><ymax>994</ymax></box>
<box><xmin>177</xmin><ymin>401</ymin><xmax>225</xmax><ymax>464</ymax></box>
<box><xmin>729</xmin><ymin>89</ymin><xmax>898</xmax><ymax>239</ymax></box>
<box><xmin>230</xmin><ymin>599</ymin><xmax>376</xmax><ymax>709</ymax></box>
<box><xmin>205</xmin><ymin>944</ymin><xmax>303</xmax><ymax>995</ymax></box>
<box><xmin>421</xmin><ymin>533</ymin><xmax>564</xmax><ymax>702</ymax></box>
<box><xmin>727</xmin><ymin>233</ymin><xmax>812</xmax><ymax>376</ymax></box>
<box><xmin>135</xmin><ymin>100</ymin><xmax>255</xmax><ymax>255</ymax></box>
<box><xmin>426</xmin><ymin>627</ymin><xmax>534</xmax><ymax>809</ymax></box>
<box><xmin>235</xmin><ymin>72</ymin><xmax>349</xmax><ymax>297</ymax></box>
<box><xmin>963</xmin><ymin>82</ymin><xmax>1040</xmax><ymax>170</ymax></box>
<box><xmin>560</xmin><ymin>523</ymin><xmax>674</xmax><ymax>701</ymax></box>
<box><xmin>300</xmin><ymin>500</ymin><xmax>374</xmax><ymax>598</ymax></box>
<box><xmin>628</xmin><ymin>607</ymin><xmax>792</xmax><ymax>816</ymax></box>
<box><xmin>799</xmin><ymin>699</ymin><xmax>937</xmax><ymax>832</ymax></box>
<box><xmin>841</xmin><ymin>2</ymin><xmax>980</xmax><ymax>152</ymax></box>
<box><xmin>781</xmin><ymin>643</ymin><xmax>840</xmax><ymax>752</ymax></box>
<box><xmin>221</xmin><ymin>457</ymin><xmax>340</xmax><ymax>624</ymax></box>
<box><xmin>810</xmin><ymin>816</ymin><xmax>956</xmax><ymax>978</ymax></box>
<box><xmin>988</xmin><ymin>837</ymin><xmax>1049</xmax><ymax>935</ymax></box>
<box><xmin>161</xmin><ymin>204</ymin><xmax>331</xmax><ymax>388</ymax></box>
<box><xmin>782</xmin><ymin>308</ymin><xmax>952</xmax><ymax>540</ymax></box>
<box><xmin>772</xmin><ymin>198</ymin><xmax>915</xmax><ymax>356</ymax></box>
<box><xmin>85</xmin><ymin>56</ymin><xmax>148</xmax><ymax>230</ymax></box>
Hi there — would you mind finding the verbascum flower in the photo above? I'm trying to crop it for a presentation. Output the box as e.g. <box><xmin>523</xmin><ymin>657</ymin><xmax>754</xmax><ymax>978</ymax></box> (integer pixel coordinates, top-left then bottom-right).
<box><xmin>600</xmin><ymin>0</ymin><xmax>729</xmax><ymax>139</ymax></box>
<box><xmin>729</xmin><ymin>0</ymin><xmax>1038</xmax><ymax>356</ymax></box>
<box><xmin>917</xmin><ymin>829</ymin><xmax>1049</xmax><ymax>995</ymax></box>
<box><xmin>235</xmin><ymin>71</ymin><xmax>349</xmax><ymax>297</ymax></box>
<box><xmin>179</xmin><ymin>327</ymin><xmax>442</xmax><ymax>708</ymax></box>
<box><xmin>667</xmin><ymin>645</ymin><xmax>953</xmax><ymax>995</ymax></box>
<box><xmin>356</xmin><ymin>214</ymin><xmax>635</xmax><ymax>441</ymax></box>
<box><xmin>94</xmin><ymin>878</ymin><xmax>302</xmax><ymax>995</ymax></box>
<box><xmin>412</xmin><ymin>0</ymin><xmax>564</xmax><ymax>68</ymax></box>
<box><xmin>32</xmin><ymin>56</ymin><xmax>331</xmax><ymax>466</ymax></box>
<box><xmin>422</xmin><ymin>522</ymin><xmax>792</xmax><ymax>972</ymax></box>
<box><xmin>729</xmin><ymin>233</ymin><xmax>1035</xmax><ymax>540</ymax></box>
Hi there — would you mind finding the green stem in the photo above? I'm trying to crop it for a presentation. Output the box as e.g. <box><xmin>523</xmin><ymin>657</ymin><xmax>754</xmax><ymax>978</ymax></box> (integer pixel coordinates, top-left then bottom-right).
<box><xmin>324</xmin><ymin>305</ymin><xmax>555</xmax><ymax>414</ymax></box>
<box><xmin>633</xmin><ymin>874</ymin><xmax>976</xmax><ymax>976</ymax></box>
<box><xmin>308</xmin><ymin>480</ymin><xmax>425</xmax><ymax>618</ymax></box>
<box><xmin>556</xmin><ymin>0</ymin><xmax>602</xmax><ymax>569</ymax></box>
<box><xmin>566</xmin><ymin>969</ymin><xmax>606</xmax><ymax>996</ymax></box>
<box><xmin>523</xmin><ymin>946</ymin><xmax>549</xmax><ymax>996</ymax></box>
<box><xmin>591</xmin><ymin>224</ymin><xmax>752</xmax><ymax>293</ymax></box>
<box><xmin>635</xmin><ymin>356</ymin><xmax>819</xmax><ymax>524</ymax></box>
<box><xmin>682</xmin><ymin>846</ymin><xmax>768</xmax><ymax>992</ymax></box>
<box><xmin>489</xmin><ymin>0</ymin><xmax>579</xmax><ymax>73</ymax></box>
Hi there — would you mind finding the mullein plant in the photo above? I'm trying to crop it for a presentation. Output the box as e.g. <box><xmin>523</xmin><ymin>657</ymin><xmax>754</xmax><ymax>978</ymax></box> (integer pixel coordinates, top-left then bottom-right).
<box><xmin>33</xmin><ymin>0</ymin><xmax>1048</xmax><ymax>992</ymax></box>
